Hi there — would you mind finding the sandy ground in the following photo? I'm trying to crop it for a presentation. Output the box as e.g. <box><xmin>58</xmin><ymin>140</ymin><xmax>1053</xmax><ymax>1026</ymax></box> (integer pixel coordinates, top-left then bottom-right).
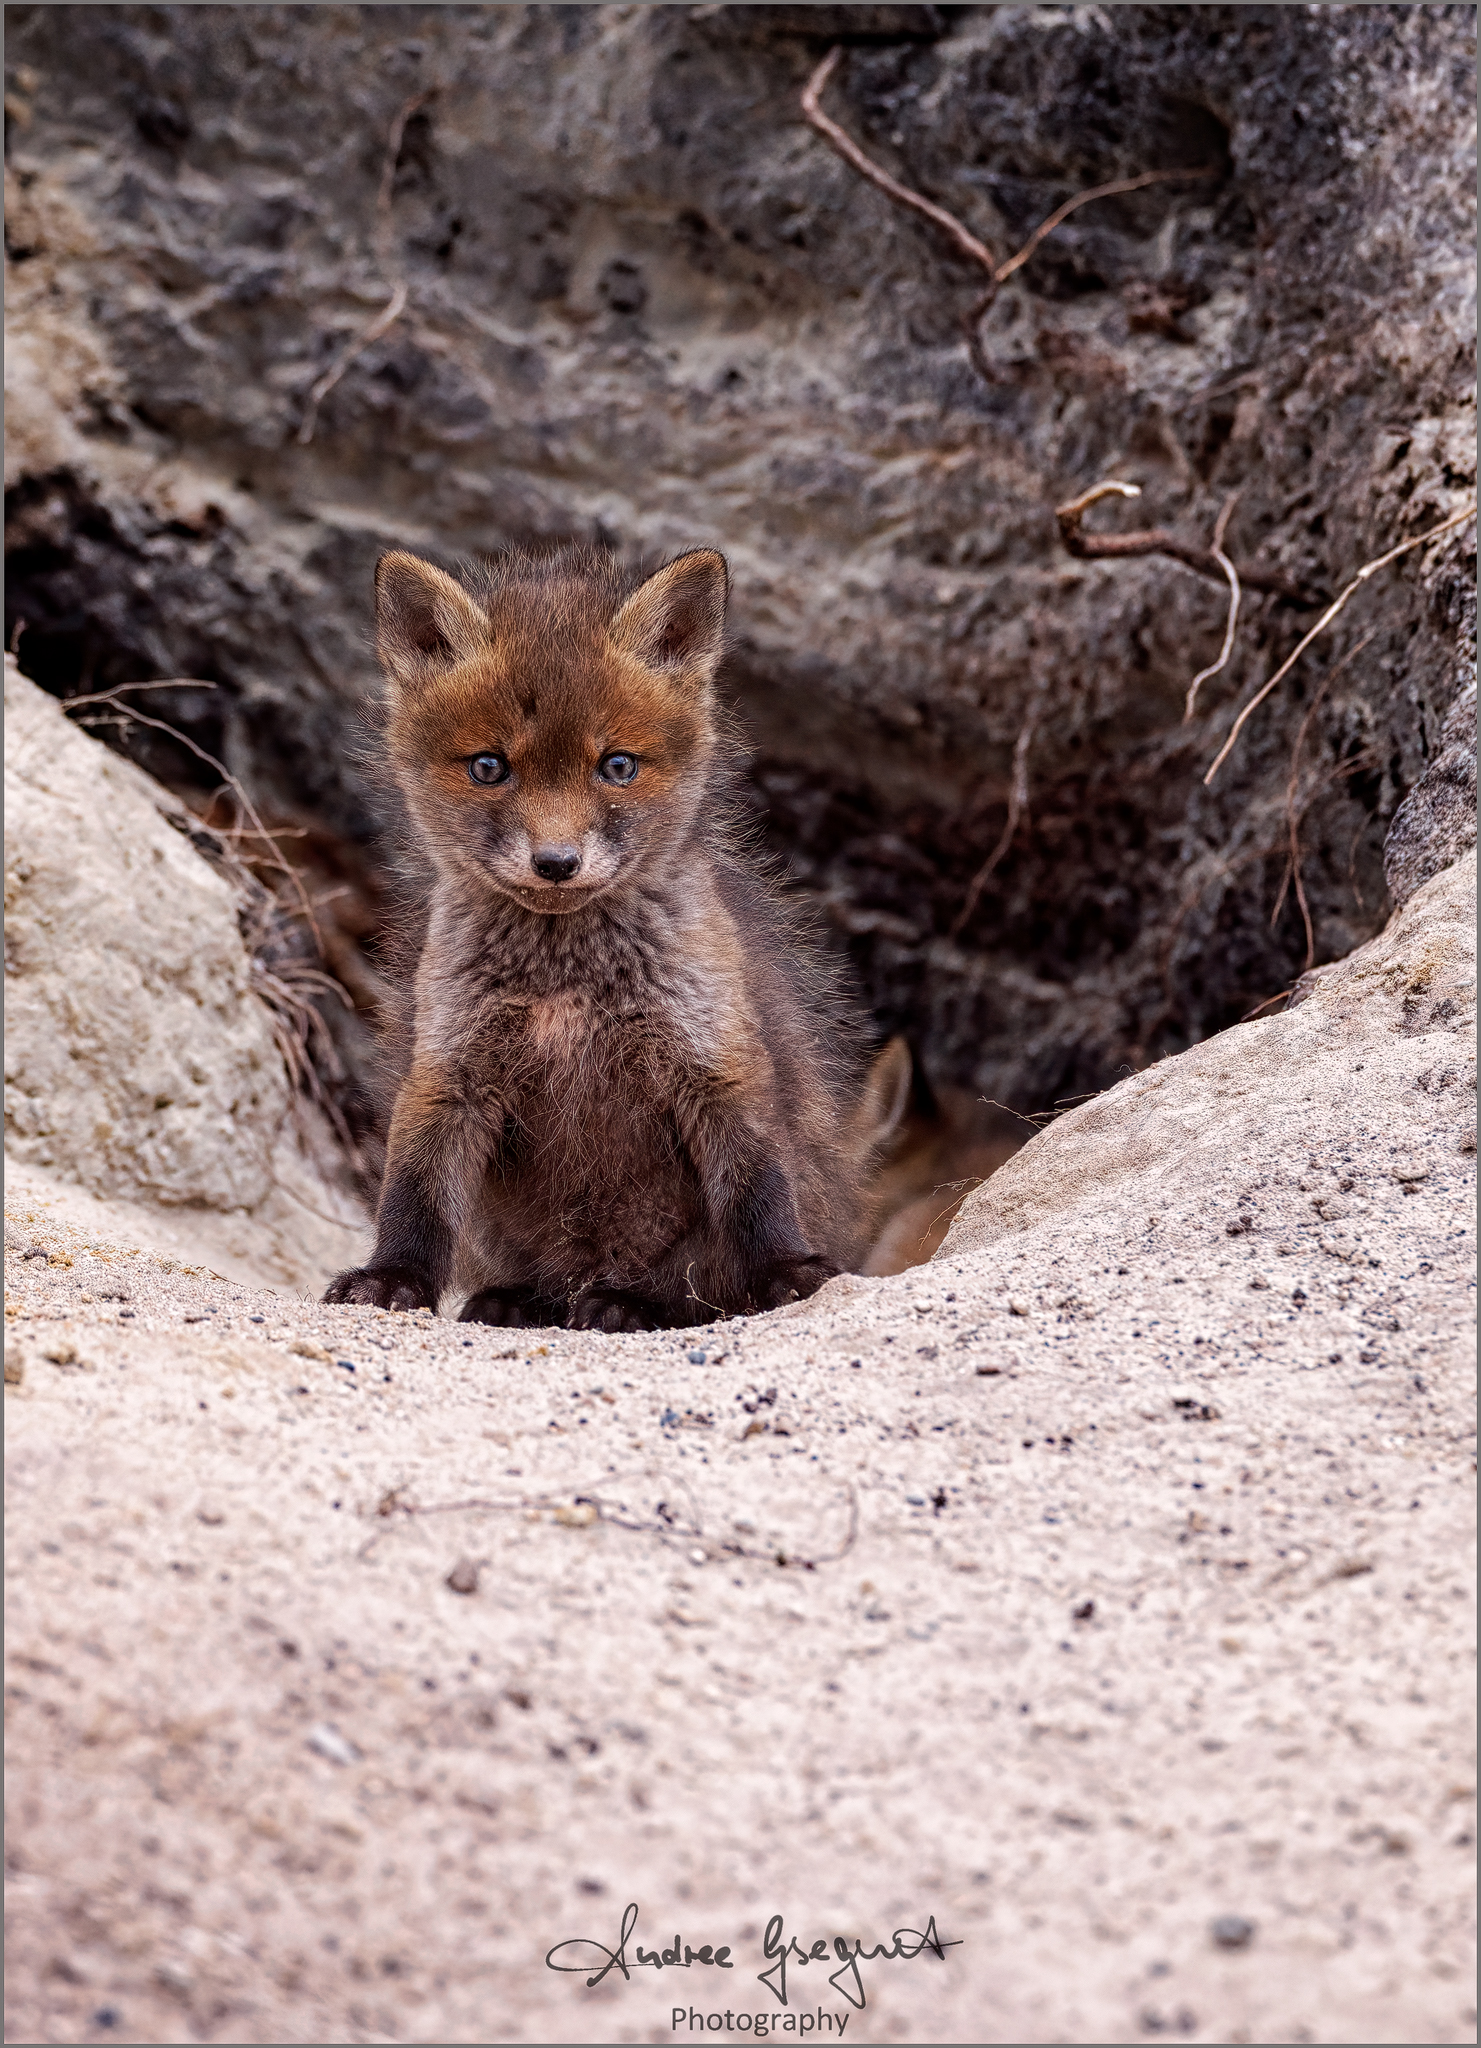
<box><xmin>5</xmin><ymin>1098</ymin><xmax>1475</xmax><ymax>2046</ymax></box>
<box><xmin>6</xmin><ymin>856</ymin><xmax>1477</xmax><ymax>2046</ymax></box>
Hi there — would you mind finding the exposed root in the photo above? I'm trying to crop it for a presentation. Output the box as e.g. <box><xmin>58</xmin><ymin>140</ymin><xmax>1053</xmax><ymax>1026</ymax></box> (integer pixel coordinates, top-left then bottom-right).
<box><xmin>949</xmin><ymin>675</ymin><xmax>1046</xmax><ymax>938</ymax></box>
<box><xmin>1184</xmin><ymin>494</ymin><xmax>1242</xmax><ymax>721</ymax></box>
<box><xmin>296</xmin><ymin>282</ymin><xmax>408</xmax><ymax>448</ymax></box>
<box><xmin>802</xmin><ymin>46</ymin><xmax>999</xmax><ymax>274</ymax></box>
<box><xmin>991</xmin><ymin>165</ymin><xmax>1219</xmax><ymax>286</ymax></box>
<box><xmin>1056</xmin><ymin>479</ymin><xmax>1313</xmax><ymax>603</ymax></box>
<box><xmin>297</xmin><ymin>89</ymin><xmax>434</xmax><ymax>446</ymax></box>
<box><xmin>1204</xmin><ymin>501</ymin><xmax>1476</xmax><ymax>786</ymax></box>
<box><xmin>801</xmin><ymin>45</ymin><xmax>1212</xmax><ymax>297</ymax></box>
<box><xmin>1269</xmin><ymin>627</ymin><xmax>1379</xmax><ymax>967</ymax></box>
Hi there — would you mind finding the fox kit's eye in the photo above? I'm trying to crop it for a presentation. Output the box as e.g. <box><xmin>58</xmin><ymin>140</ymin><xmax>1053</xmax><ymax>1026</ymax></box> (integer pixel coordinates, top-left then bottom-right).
<box><xmin>597</xmin><ymin>752</ymin><xmax>639</xmax><ymax>785</ymax></box>
<box><xmin>468</xmin><ymin>753</ymin><xmax>510</xmax><ymax>787</ymax></box>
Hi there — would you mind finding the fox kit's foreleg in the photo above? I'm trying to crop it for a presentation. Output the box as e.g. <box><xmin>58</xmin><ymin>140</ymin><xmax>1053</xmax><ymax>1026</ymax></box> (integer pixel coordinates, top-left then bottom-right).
<box><xmin>568</xmin><ymin>1081</ymin><xmax>835</xmax><ymax>1332</ymax></box>
<box><xmin>325</xmin><ymin>1063</ymin><xmax>499</xmax><ymax>1312</ymax></box>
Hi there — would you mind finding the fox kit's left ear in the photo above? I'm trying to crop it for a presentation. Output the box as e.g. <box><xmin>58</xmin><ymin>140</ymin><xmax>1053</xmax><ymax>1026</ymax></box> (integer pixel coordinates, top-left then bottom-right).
<box><xmin>609</xmin><ymin>549</ymin><xmax>728</xmax><ymax>684</ymax></box>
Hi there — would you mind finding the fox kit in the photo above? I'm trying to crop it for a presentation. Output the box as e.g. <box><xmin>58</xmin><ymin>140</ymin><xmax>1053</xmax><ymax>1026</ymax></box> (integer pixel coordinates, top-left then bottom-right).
<box><xmin>326</xmin><ymin>545</ymin><xmax>871</xmax><ymax>1331</ymax></box>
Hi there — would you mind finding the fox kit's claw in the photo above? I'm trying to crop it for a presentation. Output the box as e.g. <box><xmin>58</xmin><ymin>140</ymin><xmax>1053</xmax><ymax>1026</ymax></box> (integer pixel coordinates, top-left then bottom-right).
<box><xmin>751</xmin><ymin>1254</ymin><xmax>838</xmax><ymax>1311</ymax></box>
<box><xmin>323</xmin><ymin>1265</ymin><xmax>437</xmax><ymax>1312</ymax></box>
<box><xmin>568</xmin><ymin>1286</ymin><xmax>666</xmax><ymax>1333</ymax></box>
<box><xmin>459</xmin><ymin>1286</ymin><xmax>567</xmax><ymax>1328</ymax></box>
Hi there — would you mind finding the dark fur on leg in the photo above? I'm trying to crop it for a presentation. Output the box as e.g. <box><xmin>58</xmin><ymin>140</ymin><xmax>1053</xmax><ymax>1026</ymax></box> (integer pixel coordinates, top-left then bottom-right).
<box><xmin>459</xmin><ymin>1285</ymin><xmax>568</xmax><ymax>1328</ymax></box>
<box><xmin>568</xmin><ymin>1286</ymin><xmax>669</xmax><ymax>1333</ymax></box>
<box><xmin>324</xmin><ymin>1264</ymin><xmax>437</xmax><ymax>1312</ymax></box>
<box><xmin>748</xmin><ymin>1252</ymin><xmax>838</xmax><ymax>1311</ymax></box>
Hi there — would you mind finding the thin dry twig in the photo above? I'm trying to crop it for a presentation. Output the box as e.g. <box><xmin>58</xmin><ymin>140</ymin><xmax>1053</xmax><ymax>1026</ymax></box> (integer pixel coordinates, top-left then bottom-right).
<box><xmin>64</xmin><ymin>686</ymin><xmax>368</xmax><ymax>1173</ymax></box>
<box><xmin>1203</xmin><ymin>500</ymin><xmax>1477</xmax><ymax>786</ymax></box>
<box><xmin>297</xmin><ymin>89</ymin><xmax>433</xmax><ymax>446</ymax></box>
<box><xmin>60</xmin><ymin>676</ymin><xmax>218</xmax><ymax>710</ymax></box>
<box><xmin>1270</xmin><ymin>745</ymin><xmax>1379</xmax><ymax>962</ymax></box>
<box><xmin>1269</xmin><ymin>626</ymin><xmax>1379</xmax><ymax>963</ymax></box>
<box><xmin>949</xmin><ymin>674</ymin><xmax>1046</xmax><ymax>937</ymax></box>
<box><xmin>360</xmin><ymin>1479</ymin><xmax>859</xmax><ymax>1572</ymax></box>
<box><xmin>69</xmin><ymin>689</ymin><xmax>324</xmax><ymax>950</ymax></box>
<box><xmin>1183</xmin><ymin>493</ymin><xmax>1241</xmax><ymax>721</ymax></box>
<box><xmin>1240</xmin><ymin>987</ymin><xmax>1295</xmax><ymax>1022</ymax></box>
<box><xmin>1056</xmin><ymin>479</ymin><xmax>1312</xmax><ymax>601</ymax></box>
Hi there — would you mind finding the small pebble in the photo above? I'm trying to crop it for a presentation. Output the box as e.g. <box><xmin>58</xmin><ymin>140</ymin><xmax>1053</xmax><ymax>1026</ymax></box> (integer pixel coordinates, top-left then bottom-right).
<box><xmin>307</xmin><ymin>1722</ymin><xmax>361</xmax><ymax>1767</ymax></box>
<box><xmin>687</xmin><ymin>1348</ymin><xmax>707</xmax><ymax>1365</ymax></box>
<box><xmin>1211</xmin><ymin>1915</ymin><xmax>1255</xmax><ymax>1950</ymax></box>
<box><xmin>445</xmin><ymin>1558</ymin><xmax>480</xmax><ymax>1595</ymax></box>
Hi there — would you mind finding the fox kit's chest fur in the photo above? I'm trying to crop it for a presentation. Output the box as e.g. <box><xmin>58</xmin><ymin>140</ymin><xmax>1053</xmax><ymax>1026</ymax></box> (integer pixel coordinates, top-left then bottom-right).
<box><xmin>326</xmin><ymin>544</ymin><xmax>861</xmax><ymax>1332</ymax></box>
<box><xmin>414</xmin><ymin>875</ymin><xmax>774</xmax><ymax>1296</ymax></box>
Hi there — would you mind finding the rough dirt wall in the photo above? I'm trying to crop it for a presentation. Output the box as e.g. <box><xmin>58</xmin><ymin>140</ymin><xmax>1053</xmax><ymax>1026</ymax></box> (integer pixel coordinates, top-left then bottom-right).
<box><xmin>4</xmin><ymin>2</ymin><xmax>1475</xmax><ymax>1133</ymax></box>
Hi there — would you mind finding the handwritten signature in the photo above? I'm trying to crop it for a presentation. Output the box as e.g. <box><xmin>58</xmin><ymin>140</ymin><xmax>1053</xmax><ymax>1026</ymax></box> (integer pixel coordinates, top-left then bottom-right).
<box><xmin>546</xmin><ymin>1902</ymin><xmax>960</xmax><ymax>2009</ymax></box>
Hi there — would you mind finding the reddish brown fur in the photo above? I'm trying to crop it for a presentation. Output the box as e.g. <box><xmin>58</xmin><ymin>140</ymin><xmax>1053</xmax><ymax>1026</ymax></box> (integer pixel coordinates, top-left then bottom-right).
<box><xmin>326</xmin><ymin>545</ymin><xmax>871</xmax><ymax>1331</ymax></box>
<box><xmin>857</xmin><ymin>1041</ymin><xmax>1026</xmax><ymax>1275</ymax></box>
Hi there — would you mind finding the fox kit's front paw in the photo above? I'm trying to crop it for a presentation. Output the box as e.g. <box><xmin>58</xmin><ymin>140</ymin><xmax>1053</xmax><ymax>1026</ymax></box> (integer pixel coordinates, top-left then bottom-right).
<box><xmin>324</xmin><ymin>1265</ymin><xmax>437</xmax><ymax>1312</ymax></box>
<box><xmin>459</xmin><ymin>1285</ymin><xmax>567</xmax><ymax>1328</ymax></box>
<box><xmin>568</xmin><ymin>1286</ymin><xmax>666</xmax><ymax>1333</ymax></box>
<box><xmin>750</xmin><ymin>1254</ymin><xmax>838</xmax><ymax>1311</ymax></box>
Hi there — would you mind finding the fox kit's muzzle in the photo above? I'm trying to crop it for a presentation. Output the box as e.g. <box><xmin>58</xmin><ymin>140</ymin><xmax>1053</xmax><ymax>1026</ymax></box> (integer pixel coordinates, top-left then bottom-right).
<box><xmin>531</xmin><ymin>844</ymin><xmax>582</xmax><ymax>882</ymax></box>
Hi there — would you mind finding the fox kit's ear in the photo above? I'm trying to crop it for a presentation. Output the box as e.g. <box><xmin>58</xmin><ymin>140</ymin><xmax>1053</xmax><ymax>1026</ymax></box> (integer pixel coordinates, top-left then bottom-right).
<box><xmin>609</xmin><ymin>549</ymin><xmax>728</xmax><ymax>682</ymax></box>
<box><xmin>374</xmin><ymin>551</ymin><xmax>490</xmax><ymax>690</ymax></box>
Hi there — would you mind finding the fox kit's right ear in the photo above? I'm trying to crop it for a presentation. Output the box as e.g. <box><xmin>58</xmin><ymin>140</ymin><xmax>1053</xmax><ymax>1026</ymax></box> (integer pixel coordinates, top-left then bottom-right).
<box><xmin>374</xmin><ymin>551</ymin><xmax>490</xmax><ymax>691</ymax></box>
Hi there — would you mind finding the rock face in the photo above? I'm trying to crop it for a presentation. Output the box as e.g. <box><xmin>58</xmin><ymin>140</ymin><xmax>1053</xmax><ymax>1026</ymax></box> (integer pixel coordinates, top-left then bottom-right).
<box><xmin>1384</xmin><ymin>674</ymin><xmax>1478</xmax><ymax>910</ymax></box>
<box><xmin>3</xmin><ymin>659</ymin><xmax>365</xmax><ymax>1290</ymax></box>
<box><xmin>4</xmin><ymin>3</ymin><xmax>1475</xmax><ymax>1129</ymax></box>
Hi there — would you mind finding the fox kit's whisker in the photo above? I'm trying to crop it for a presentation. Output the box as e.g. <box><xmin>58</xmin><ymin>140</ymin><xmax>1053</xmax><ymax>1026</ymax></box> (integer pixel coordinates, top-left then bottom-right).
<box><xmin>326</xmin><ymin>544</ymin><xmax>882</xmax><ymax>1330</ymax></box>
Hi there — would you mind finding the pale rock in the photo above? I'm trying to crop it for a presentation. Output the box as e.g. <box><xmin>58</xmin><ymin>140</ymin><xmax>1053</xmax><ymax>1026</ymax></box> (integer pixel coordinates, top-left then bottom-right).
<box><xmin>943</xmin><ymin>851</ymin><xmax>1477</xmax><ymax>1260</ymax></box>
<box><xmin>3</xmin><ymin>658</ymin><xmax>366</xmax><ymax>1291</ymax></box>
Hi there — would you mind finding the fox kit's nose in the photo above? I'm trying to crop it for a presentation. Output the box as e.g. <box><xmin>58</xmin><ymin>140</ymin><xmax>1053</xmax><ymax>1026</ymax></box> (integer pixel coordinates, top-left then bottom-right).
<box><xmin>531</xmin><ymin>845</ymin><xmax>582</xmax><ymax>884</ymax></box>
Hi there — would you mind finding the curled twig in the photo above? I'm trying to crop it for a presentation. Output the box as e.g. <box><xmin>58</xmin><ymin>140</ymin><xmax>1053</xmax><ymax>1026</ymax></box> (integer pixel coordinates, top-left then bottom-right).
<box><xmin>1183</xmin><ymin>493</ymin><xmax>1241</xmax><ymax>720</ymax></box>
<box><xmin>1203</xmin><ymin>501</ymin><xmax>1477</xmax><ymax>786</ymax></box>
<box><xmin>297</xmin><ymin>89</ymin><xmax>433</xmax><ymax>446</ymax></box>
<box><xmin>1056</xmin><ymin>479</ymin><xmax>1312</xmax><ymax>602</ymax></box>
